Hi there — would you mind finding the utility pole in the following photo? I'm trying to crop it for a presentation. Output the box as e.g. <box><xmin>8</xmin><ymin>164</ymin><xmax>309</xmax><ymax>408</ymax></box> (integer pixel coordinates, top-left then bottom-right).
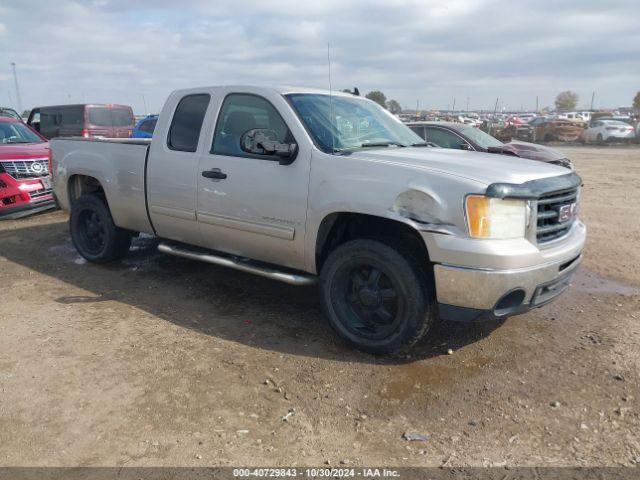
<box><xmin>590</xmin><ymin>91</ymin><xmax>595</xmax><ymax>111</ymax></box>
<box><xmin>466</xmin><ymin>96</ymin><xmax>469</xmax><ymax>111</ymax></box>
<box><xmin>10</xmin><ymin>62</ymin><xmax>23</xmax><ymax>114</ymax></box>
<box><xmin>452</xmin><ymin>97</ymin><xmax>456</xmax><ymax>112</ymax></box>
<box><xmin>536</xmin><ymin>96</ymin><xmax>539</xmax><ymax>113</ymax></box>
<box><xmin>142</xmin><ymin>94</ymin><xmax>149</xmax><ymax>114</ymax></box>
<box><xmin>416</xmin><ymin>99</ymin><xmax>419</xmax><ymax>114</ymax></box>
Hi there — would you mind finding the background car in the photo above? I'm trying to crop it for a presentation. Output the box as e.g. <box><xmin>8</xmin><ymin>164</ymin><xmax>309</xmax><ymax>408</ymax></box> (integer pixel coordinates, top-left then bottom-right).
<box><xmin>407</xmin><ymin>121</ymin><xmax>573</xmax><ymax>168</ymax></box>
<box><xmin>0</xmin><ymin>117</ymin><xmax>55</xmax><ymax>218</ymax></box>
<box><xmin>584</xmin><ymin>119</ymin><xmax>636</xmax><ymax>144</ymax></box>
<box><xmin>1</xmin><ymin>107</ymin><xmax>23</xmax><ymax>121</ymax></box>
<box><xmin>27</xmin><ymin>104</ymin><xmax>135</xmax><ymax>139</ymax></box>
<box><xmin>131</xmin><ymin>114</ymin><xmax>158</xmax><ymax>138</ymax></box>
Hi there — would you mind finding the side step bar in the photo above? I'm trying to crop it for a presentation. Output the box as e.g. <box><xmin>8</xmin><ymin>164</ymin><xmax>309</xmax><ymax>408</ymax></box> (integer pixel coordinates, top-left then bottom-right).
<box><xmin>158</xmin><ymin>242</ymin><xmax>317</xmax><ymax>286</ymax></box>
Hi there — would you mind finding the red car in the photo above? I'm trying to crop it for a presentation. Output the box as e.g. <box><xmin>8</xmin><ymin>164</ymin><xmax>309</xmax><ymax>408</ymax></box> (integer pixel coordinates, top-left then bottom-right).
<box><xmin>0</xmin><ymin>116</ymin><xmax>55</xmax><ymax>219</ymax></box>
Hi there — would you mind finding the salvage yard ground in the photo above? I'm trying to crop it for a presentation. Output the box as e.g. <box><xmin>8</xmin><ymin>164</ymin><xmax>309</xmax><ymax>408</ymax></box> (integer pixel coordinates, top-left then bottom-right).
<box><xmin>1</xmin><ymin>146</ymin><xmax>639</xmax><ymax>467</ymax></box>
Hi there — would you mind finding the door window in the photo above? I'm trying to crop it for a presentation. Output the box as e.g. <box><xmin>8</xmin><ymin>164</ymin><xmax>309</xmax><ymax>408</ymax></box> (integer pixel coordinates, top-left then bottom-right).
<box><xmin>408</xmin><ymin>126</ymin><xmax>426</xmax><ymax>140</ymax></box>
<box><xmin>211</xmin><ymin>94</ymin><xmax>293</xmax><ymax>158</ymax></box>
<box><xmin>139</xmin><ymin>118</ymin><xmax>157</xmax><ymax>134</ymax></box>
<box><xmin>60</xmin><ymin>107</ymin><xmax>83</xmax><ymax>126</ymax></box>
<box><xmin>39</xmin><ymin>109</ymin><xmax>59</xmax><ymax>134</ymax></box>
<box><xmin>425</xmin><ymin>127</ymin><xmax>466</xmax><ymax>149</ymax></box>
<box><xmin>168</xmin><ymin>94</ymin><xmax>211</xmax><ymax>152</ymax></box>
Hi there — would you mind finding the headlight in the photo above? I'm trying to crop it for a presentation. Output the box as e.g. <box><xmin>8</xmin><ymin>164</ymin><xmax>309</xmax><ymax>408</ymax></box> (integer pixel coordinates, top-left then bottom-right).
<box><xmin>465</xmin><ymin>195</ymin><xmax>527</xmax><ymax>239</ymax></box>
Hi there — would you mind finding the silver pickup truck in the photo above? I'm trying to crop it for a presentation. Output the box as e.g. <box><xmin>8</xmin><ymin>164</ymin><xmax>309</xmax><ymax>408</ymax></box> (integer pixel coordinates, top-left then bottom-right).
<box><xmin>51</xmin><ymin>86</ymin><xmax>586</xmax><ymax>354</ymax></box>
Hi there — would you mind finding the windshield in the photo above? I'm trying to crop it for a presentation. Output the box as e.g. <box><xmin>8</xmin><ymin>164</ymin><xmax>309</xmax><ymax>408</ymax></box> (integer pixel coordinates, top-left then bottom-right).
<box><xmin>0</xmin><ymin>108</ymin><xmax>22</xmax><ymax>120</ymax></box>
<box><xmin>452</xmin><ymin>124</ymin><xmax>504</xmax><ymax>148</ymax></box>
<box><xmin>88</xmin><ymin>107</ymin><xmax>134</xmax><ymax>127</ymax></box>
<box><xmin>286</xmin><ymin>93</ymin><xmax>424</xmax><ymax>152</ymax></box>
<box><xmin>0</xmin><ymin>121</ymin><xmax>44</xmax><ymax>144</ymax></box>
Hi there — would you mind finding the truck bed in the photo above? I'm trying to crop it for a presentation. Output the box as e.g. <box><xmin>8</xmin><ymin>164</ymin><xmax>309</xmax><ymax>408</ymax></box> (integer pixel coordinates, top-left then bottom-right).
<box><xmin>51</xmin><ymin>137</ymin><xmax>154</xmax><ymax>235</ymax></box>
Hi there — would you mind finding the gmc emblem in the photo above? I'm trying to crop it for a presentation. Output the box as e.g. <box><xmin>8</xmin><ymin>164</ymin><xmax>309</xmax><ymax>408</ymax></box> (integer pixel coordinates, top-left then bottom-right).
<box><xmin>558</xmin><ymin>203</ymin><xmax>576</xmax><ymax>223</ymax></box>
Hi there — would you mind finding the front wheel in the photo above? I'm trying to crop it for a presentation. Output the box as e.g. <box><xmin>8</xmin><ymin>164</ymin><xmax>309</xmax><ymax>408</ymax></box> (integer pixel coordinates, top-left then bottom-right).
<box><xmin>70</xmin><ymin>194</ymin><xmax>132</xmax><ymax>263</ymax></box>
<box><xmin>319</xmin><ymin>239</ymin><xmax>435</xmax><ymax>355</ymax></box>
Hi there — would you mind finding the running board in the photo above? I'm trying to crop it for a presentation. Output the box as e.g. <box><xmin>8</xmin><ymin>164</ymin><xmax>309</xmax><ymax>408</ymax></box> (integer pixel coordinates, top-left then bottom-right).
<box><xmin>158</xmin><ymin>243</ymin><xmax>317</xmax><ymax>286</ymax></box>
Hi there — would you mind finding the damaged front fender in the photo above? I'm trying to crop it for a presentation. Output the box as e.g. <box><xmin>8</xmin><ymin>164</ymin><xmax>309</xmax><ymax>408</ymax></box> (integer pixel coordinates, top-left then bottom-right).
<box><xmin>392</xmin><ymin>188</ymin><xmax>458</xmax><ymax>234</ymax></box>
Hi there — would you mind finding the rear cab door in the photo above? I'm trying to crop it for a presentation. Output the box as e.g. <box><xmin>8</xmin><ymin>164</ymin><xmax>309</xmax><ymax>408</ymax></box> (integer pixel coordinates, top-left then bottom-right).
<box><xmin>146</xmin><ymin>90</ymin><xmax>212</xmax><ymax>246</ymax></box>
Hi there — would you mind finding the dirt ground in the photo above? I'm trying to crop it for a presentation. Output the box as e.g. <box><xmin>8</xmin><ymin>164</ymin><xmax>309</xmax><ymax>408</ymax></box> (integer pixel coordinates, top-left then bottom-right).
<box><xmin>1</xmin><ymin>146</ymin><xmax>639</xmax><ymax>468</ymax></box>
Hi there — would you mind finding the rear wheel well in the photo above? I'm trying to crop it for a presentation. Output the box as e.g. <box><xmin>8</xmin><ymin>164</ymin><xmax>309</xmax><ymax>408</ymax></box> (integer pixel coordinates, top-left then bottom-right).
<box><xmin>68</xmin><ymin>175</ymin><xmax>106</xmax><ymax>205</ymax></box>
<box><xmin>316</xmin><ymin>213</ymin><xmax>431</xmax><ymax>275</ymax></box>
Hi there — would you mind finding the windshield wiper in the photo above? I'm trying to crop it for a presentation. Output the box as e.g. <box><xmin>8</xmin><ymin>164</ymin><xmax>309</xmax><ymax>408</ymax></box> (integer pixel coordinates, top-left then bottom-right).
<box><xmin>360</xmin><ymin>141</ymin><xmax>408</xmax><ymax>148</ymax></box>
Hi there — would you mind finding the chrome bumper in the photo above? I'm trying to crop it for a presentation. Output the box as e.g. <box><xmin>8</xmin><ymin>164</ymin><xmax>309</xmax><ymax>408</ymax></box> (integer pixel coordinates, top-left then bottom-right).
<box><xmin>425</xmin><ymin>221</ymin><xmax>586</xmax><ymax>321</ymax></box>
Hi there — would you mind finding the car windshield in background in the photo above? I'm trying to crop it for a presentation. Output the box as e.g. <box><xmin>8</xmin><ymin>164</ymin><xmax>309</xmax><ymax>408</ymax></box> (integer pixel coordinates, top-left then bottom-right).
<box><xmin>452</xmin><ymin>124</ymin><xmax>504</xmax><ymax>149</ymax></box>
<box><xmin>286</xmin><ymin>93</ymin><xmax>423</xmax><ymax>152</ymax></box>
<box><xmin>0</xmin><ymin>121</ymin><xmax>44</xmax><ymax>144</ymax></box>
<box><xmin>88</xmin><ymin>107</ymin><xmax>133</xmax><ymax>127</ymax></box>
<box><xmin>0</xmin><ymin>108</ymin><xmax>22</xmax><ymax>121</ymax></box>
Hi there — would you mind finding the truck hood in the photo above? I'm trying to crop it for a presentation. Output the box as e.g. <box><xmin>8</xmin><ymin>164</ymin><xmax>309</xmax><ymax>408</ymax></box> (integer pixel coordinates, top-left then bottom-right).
<box><xmin>345</xmin><ymin>146</ymin><xmax>568</xmax><ymax>186</ymax></box>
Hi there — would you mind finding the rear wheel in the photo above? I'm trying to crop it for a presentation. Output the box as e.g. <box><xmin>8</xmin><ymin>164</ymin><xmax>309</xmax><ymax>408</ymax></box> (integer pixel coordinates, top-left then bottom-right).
<box><xmin>70</xmin><ymin>194</ymin><xmax>132</xmax><ymax>263</ymax></box>
<box><xmin>596</xmin><ymin>133</ymin><xmax>604</xmax><ymax>144</ymax></box>
<box><xmin>320</xmin><ymin>239</ymin><xmax>435</xmax><ymax>355</ymax></box>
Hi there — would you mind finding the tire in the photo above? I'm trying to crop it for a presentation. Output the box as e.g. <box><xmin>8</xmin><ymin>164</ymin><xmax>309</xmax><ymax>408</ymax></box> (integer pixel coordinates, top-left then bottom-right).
<box><xmin>596</xmin><ymin>133</ymin><xmax>604</xmax><ymax>144</ymax></box>
<box><xmin>319</xmin><ymin>239</ymin><xmax>435</xmax><ymax>355</ymax></box>
<box><xmin>69</xmin><ymin>194</ymin><xmax>132</xmax><ymax>263</ymax></box>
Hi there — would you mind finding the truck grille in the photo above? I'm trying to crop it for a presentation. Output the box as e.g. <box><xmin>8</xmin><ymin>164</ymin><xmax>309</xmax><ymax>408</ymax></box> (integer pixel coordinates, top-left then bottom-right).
<box><xmin>536</xmin><ymin>187</ymin><xmax>579</xmax><ymax>244</ymax></box>
<box><xmin>0</xmin><ymin>159</ymin><xmax>49</xmax><ymax>179</ymax></box>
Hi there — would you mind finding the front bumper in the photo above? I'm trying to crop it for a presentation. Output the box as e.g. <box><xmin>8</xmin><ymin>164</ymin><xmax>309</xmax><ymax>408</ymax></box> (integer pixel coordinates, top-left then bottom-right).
<box><xmin>422</xmin><ymin>220</ymin><xmax>586</xmax><ymax>322</ymax></box>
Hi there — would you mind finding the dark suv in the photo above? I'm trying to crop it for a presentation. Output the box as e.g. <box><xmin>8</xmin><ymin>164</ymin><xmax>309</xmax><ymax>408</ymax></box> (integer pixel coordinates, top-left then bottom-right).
<box><xmin>27</xmin><ymin>104</ymin><xmax>135</xmax><ymax>139</ymax></box>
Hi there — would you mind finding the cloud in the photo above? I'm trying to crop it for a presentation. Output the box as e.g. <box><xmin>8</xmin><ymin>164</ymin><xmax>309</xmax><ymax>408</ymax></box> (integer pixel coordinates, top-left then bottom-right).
<box><xmin>1</xmin><ymin>0</ymin><xmax>638</xmax><ymax>112</ymax></box>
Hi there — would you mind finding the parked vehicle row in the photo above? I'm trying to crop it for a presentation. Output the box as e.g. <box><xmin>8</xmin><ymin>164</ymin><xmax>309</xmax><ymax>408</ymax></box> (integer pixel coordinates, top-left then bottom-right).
<box><xmin>51</xmin><ymin>85</ymin><xmax>585</xmax><ymax>354</ymax></box>
<box><xmin>407</xmin><ymin>121</ymin><xmax>573</xmax><ymax>169</ymax></box>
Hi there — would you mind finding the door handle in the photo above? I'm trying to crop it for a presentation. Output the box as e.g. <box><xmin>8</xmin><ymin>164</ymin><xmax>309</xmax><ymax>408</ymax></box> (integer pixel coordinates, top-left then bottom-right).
<box><xmin>202</xmin><ymin>168</ymin><xmax>227</xmax><ymax>180</ymax></box>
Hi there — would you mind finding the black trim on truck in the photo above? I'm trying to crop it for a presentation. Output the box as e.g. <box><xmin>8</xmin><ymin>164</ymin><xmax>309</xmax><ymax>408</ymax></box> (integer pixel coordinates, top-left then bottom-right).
<box><xmin>485</xmin><ymin>172</ymin><xmax>582</xmax><ymax>199</ymax></box>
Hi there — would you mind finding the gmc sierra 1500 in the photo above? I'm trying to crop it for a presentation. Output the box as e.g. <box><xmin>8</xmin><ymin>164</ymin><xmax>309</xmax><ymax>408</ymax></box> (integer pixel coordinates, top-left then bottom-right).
<box><xmin>51</xmin><ymin>86</ymin><xmax>585</xmax><ymax>354</ymax></box>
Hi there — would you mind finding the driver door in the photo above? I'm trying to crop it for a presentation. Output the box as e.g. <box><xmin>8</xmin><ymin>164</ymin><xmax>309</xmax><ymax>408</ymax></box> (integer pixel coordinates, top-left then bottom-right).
<box><xmin>196</xmin><ymin>90</ymin><xmax>312</xmax><ymax>271</ymax></box>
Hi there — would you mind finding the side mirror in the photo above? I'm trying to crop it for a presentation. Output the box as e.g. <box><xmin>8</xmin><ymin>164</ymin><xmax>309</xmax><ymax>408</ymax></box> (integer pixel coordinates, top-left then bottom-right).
<box><xmin>459</xmin><ymin>142</ymin><xmax>472</xmax><ymax>151</ymax></box>
<box><xmin>240</xmin><ymin>128</ymin><xmax>297</xmax><ymax>165</ymax></box>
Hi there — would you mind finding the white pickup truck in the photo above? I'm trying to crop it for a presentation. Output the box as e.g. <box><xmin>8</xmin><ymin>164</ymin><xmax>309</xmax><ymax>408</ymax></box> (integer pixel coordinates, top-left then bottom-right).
<box><xmin>51</xmin><ymin>86</ymin><xmax>586</xmax><ymax>354</ymax></box>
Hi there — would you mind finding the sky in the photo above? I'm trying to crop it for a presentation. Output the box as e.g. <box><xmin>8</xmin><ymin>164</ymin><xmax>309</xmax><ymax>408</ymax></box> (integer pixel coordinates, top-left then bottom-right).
<box><xmin>1</xmin><ymin>0</ymin><xmax>639</xmax><ymax>114</ymax></box>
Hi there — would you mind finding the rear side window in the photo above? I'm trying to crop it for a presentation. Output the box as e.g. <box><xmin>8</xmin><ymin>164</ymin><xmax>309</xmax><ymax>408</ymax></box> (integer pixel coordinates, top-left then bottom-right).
<box><xmin>409</xmin><ymin>126</ymin><xmax>426</xmax><ymax>140</ymax></box>
<box><xmin>111</xmin><ymin>108</ymin><xmax>134</xmax><ymax>127</ymax></box>
<box><xmin>139</xmin><ymin>118</ymin><xmax>157</xmax><ymax>134</ymax></box>
<box><xmin>88</xmin><ymin>107</ymin><xmax>134</xmax><ymax>127</ymax></box>
<box><xmin>425</xmin><ymin>127</ymin><xmax>465</xmax><ymax>149</ymax></box>
<box><xmin>40</xmin><ymin>108</ymin><xmax>59</xmax><ymax>130</ymax></box>
<box><xmin>168</xmin><ymin>94</ymin><xmax>211</xmax><ymax>152</ymax></box>
<box><xmin>60</xmin><ymin>107</ymin><xmax>83</xmax><ymax>125</ymax></box>
<box><xmin>88</xmin><ymin>107</ymin><xmax>112</xmax><ymax>126</ymax></box>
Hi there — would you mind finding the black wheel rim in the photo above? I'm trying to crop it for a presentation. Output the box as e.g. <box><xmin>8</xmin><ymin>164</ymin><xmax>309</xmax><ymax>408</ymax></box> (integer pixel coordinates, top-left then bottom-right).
<box><xmin>333</xmin><ymin>262</ymin><xmax>404</xmax><ymax>341</ymax></box>
<box><xmin>77</xmin><ymin>209</ymin><xmax>106</xmax><ymax>255</ymax></box>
